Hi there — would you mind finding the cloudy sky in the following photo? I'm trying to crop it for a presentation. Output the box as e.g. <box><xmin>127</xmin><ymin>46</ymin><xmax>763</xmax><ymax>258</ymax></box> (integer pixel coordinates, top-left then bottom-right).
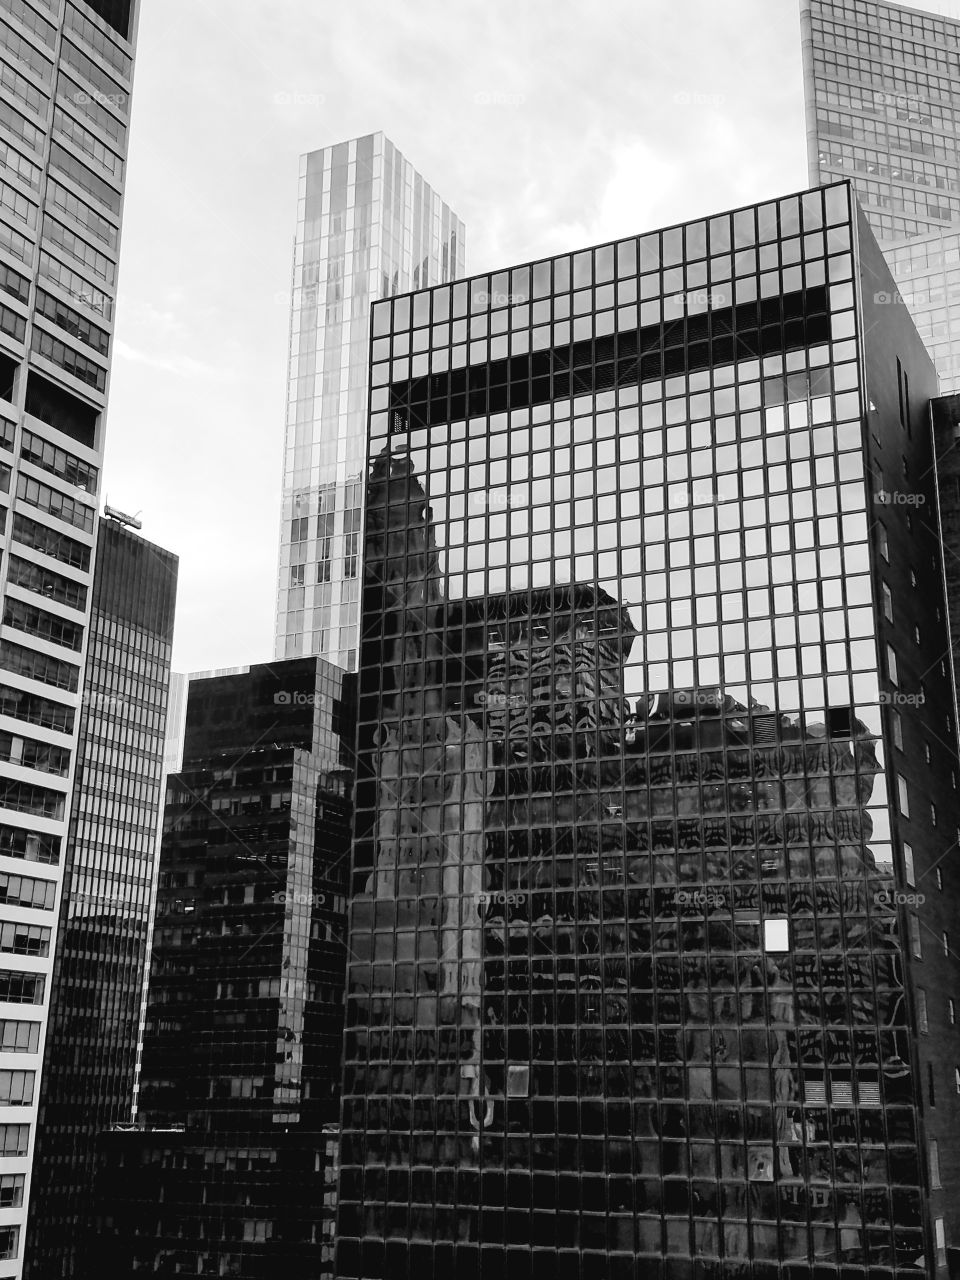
<box><xmin>102</xmin><ymin>0</ymin><xmax>960</xmax><ymax>674</ymax></box>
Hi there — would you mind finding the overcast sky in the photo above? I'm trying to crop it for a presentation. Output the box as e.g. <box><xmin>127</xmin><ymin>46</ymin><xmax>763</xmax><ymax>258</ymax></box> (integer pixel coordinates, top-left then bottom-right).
<box><xmin>101</xmin><ymin>0</ymin><xmax>960</xmax><ymax>674</ymax></box>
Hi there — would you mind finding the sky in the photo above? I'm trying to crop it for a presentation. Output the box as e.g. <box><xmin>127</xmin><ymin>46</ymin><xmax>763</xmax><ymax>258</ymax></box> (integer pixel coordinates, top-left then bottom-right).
<box><xmin>102</xmin><ymin>0</ymin><xmax>960</xmax><ymax>674</ymax></box>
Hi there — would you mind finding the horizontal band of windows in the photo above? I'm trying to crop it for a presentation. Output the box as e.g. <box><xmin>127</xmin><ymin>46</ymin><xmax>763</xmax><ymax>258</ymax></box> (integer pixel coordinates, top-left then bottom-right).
<box><xmin>47</xmin><ymin>142</ymin><xmax>122</xmax><ymax>219</ymax></box>
<box><xmin>0</xmin><ymin>873</ymin><xmax>55</xmax><ymax>913</ymax></box>
<box><xmin>11</xmin><ymin>512</ymin><xmax>91</xmax><ymax>571</ymax></box>
<box><xmin>0</xmin><ymin>639</ymin><xmax>80</xmax><ymax>695</ymax></box>
<box><xmin>16</xmin><ymin>473</ymin><xmax>95</xmax><ymax>533</ymax></box>
<box><xmin>6</xmin><ymin>553</ymin><xmax>88</xmax><ymax>612</ymax></box>
<box><xmin>0</xmin><ymin>974</ymin><xmax>44</xmax><ymax>1006</ymax></box>
<box><xmin>0</xmin><ymin>920</ymin><xmax>51</xmax><ymax>956</ymax></box>
<box><xmin>34</xmin><ymin>290</ymin><xmax>109</xmax><ymax>359</ymax></box>
<box><xmin>0</xmin><ymin>823</ymin><xmax>60</xmax><ymax>866</ymax></box>
<box><xmin>0</xmin><ymin>774</ymin><xmax>65</xmax><ymax>821</ymax></box>
<box><xmin>0</xmin><ymin>683</ymin><xmax>75</xmax><ymax>736</ymax></box>
<box><xmin>3</xmin><ymin>598</ymin><xmax>84</xmax><ymax>653</ymax></box>
<box><xmin>31</xmin><ymin>329</ymin><xmax>107</xmax><ymax>395</ymax></box>
<box><xmin>388</xmin><ymin>289</ymin><xmax>832</xmax><ymax>432</ymax></box>
<box><xmin>60</xmin><ymin>38</ymin><xmax>128</xmax><ymax>114</ymax></box>
<box><xmin>0</xmin><ymin>304</ymin><xmax>25</xmax><ymax>346</ymax></box>
<box><xmin>0</xmin><ymin>1022</ymin><xmax>38</xmax><ymax>1054</ymax></box>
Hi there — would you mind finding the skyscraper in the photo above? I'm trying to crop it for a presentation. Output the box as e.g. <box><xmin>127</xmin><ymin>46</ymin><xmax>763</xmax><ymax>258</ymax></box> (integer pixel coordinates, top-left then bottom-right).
<box><xmin>800</xmin><ymin>0</ymin><xmax>960</xmax><ymax>389</ymax></box>
<box><xmin>94</xmin><ymin>658</ymin><xmax>354</xmax><ymax>1279</ymax></box>
<box><xmin>21</xmin><ymin>512</ymin><xmax>177</xmax><ymax>1279</ymax></box>
<box><xmin>0</xmin><ymin>2</ymin><xmax>140</xmax><ymax>1271</ymax></box>
<box><xmin>336</xmin><ymin>181</ymin><xmax>960</xmax><ymax>1275</ymax></box>
<box><xmin>275</xmin><ymin>132</ymin><xmax>465</xmax><ymax>669</ymax></box>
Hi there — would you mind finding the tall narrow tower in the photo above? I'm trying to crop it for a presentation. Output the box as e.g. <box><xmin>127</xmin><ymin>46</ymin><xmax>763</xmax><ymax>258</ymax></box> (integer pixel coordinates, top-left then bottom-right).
<box><xmin>0</xmin><ymin>3</ymin><xmax>141</xmax><ymax>1272</ymax></box>
<box><xmin>800</xmin><ymin>0</ymin><xmax>960</xmax><ymax>389</ymax></box>
<box><xmin>274</xmin><ymin>132</ymin><xmax>464</xmax><ymax>669</ymax></box>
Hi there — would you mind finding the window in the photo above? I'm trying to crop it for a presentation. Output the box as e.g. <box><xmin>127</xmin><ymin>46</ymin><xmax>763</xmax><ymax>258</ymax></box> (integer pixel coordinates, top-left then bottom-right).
<box><xmin>0</xmin><ymin>922</ymin><xmax>50</xmax><ymax>958</ymax></box>
<box><xmin>936</xmin><ymin>1218</ymin><xmax>946</xmax><ymax>1268</ymax></box>
<box><xmin>930</xmin><ymin>1139</ymin><xmax>942</xmax><ymax>1189</ymax></box>
<box><xmin>0</xmin><ymin>874</ymin><xmax>55</xmax><ymax>912</ymax></box>
<box><xmin>944</xmin><ymin>931</ymin><xmax>951</xmax><ymax>958</ymax></box>
<box><xmin>0</xmin><ymin>1071</ymin><xmax>34</xmax><ymax>1105</ymax></box>
<box><xmin>881</xmin><ymin>582</ymin><xmax>893</xmax><ymax>621</ymax></box>
<box><xmin>928</xmin><ymin>1061</ymin><xmax>936</xmax><ymax>1105</ymax></box>
<box><xmin>11</xmin><ymin>512</ymin><xmax>91</xmax><ymax>571</ymax></box>
<box><xmin>897</xmin><ymin>774</ymin><xmax>910</xmax><ymax>817</ymax></box>
<box><xmin>0</xmin><ymin>973</ymin><xmax>43</xmax><ymax>1005</ymax></box>
<box><xmin>918</xmin><ymin>987</ymin><xmax>928</xmax><ymax>1033</ymax></box>
<box><xmin>949</xmin><ymin>998</ymin><xmax>956</xmax><ymax>1025</ymax></box>
<box><xmin>763</xmin><ymin>919</ymin><xmax>789</xmax><ymax>952</ymax></box>
<box><xmin>931</xmin><ymin>803</ymin><xmax>938</xmax><ymax>828</ymax></box>
<box><xmin>0</xmin><ymin>1022</ymin><xmax>39</xmax><ymax>1054</ymax></box>
<box><xmin>903</xmin><ymin>843</ymin><xmax>915</xmax><ymax>886</ymax></box>
<box><xmin>289</xmin><ymin>516</ymin><xmax>309</xmax><ymax>542</ymax></box>
<box><xmin>909</xmin><ymin>913</ymin><xmax>922</xmax><ymax>958</ymax></box>
<box><xmin>887</xmin><ymin>645</ymin><xmax>899</xmax><ymax>686</ymax></box>
<box><xmin>891</xmin><ymin>710</ymin><xmax>903</xmax><ymax>750</ymax></box>
<box><xmin>0</xmin><ymin>1224</ymin><xmax>17</xmax><ymax>1261</ymax></box>
<box><xmin>0</xmin><ymin>1125</ymin><xmax>28</xmax><ymax>1157</ymax></box>
<box><xmin>15</xmin><ymin>474</ymin><xmax>95</xmax><ymax>533</ymax></box>
<box><xmin>0</xmin><ymin>1174</ymin><xmax>24</xmax><ymax>1208</ymax></box>
<box><xmin>937</xmin><ymin>868</ymin><xmax>944</xmax><ymax>890</ymax></box>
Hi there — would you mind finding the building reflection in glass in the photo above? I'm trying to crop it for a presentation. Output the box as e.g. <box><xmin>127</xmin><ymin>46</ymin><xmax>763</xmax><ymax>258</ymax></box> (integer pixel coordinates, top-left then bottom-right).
<box><xmin>337</xmin><ymin>183</ymin><xmax>945</xmax><ymax>1278</ymax></box>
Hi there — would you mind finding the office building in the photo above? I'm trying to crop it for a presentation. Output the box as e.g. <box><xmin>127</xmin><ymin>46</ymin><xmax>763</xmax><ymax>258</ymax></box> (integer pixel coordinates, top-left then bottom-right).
<box><xmin>336</xmin><ymin>181</ymin><xmax>960</xmax><ymax>1276</ymax></box>
<box><xmin>21</xmin><ymin>512</ymin><xmax>176</xmax><ymax>1279</ymax></box>
<box><xmin>0</xmin><ymin>2</ymin><xmax>141</xmax><ymax>1272</ymax></box>
<box><xmin>800</xmin><ymin>0</ymin><xmax>960</xmax><ymax>389</ymax></box>
<box><xmin>94</xmin><ymin>658</ymin><xmax>354</xmax><ymax>1279</ymax></box>
<box><xmin>275</xmin><ymin>131</ymin><xmax>465</xmax><ymax>669</ymax></box>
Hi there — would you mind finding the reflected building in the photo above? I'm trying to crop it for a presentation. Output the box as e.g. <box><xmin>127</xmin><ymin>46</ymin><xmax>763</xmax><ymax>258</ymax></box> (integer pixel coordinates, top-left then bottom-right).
<box><xmin>275</xmin><ymin>132</ymin><xmax>465</xmax><ymax>669</ymax></box>
<box><xmin>22</xmin><ymin>513</ymin><xmax>177</xmax><ymax>1279</ymax></box>
<box><xmin>800</xmin><ymin>0</ymin><xmax>960</xmax><ymax>389</ymax></box>
<box><xmin>336</xmin><ymin>181</ymin><xmax>960</xmax><ymax>1276</ymax></box>
<box><xmin>93</xmin><ymin>658</ymin><xmax>354</xmax><ymax>1279</ymax></box>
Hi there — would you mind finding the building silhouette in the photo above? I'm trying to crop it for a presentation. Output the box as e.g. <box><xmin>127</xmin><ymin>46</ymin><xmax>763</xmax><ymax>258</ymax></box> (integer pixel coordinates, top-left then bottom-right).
<box><xmin>93</xmin><ymin>658</ymin><xmax>354</xmax><ymax>1278</ymax></box>
<box><xmin>23</xmin><ymin>513</ymin><xmax>177</xmax><ymax>1278</ymax></box>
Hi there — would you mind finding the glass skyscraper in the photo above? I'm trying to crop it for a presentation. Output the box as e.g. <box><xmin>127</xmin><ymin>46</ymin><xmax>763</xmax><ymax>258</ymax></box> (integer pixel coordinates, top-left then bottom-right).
<box><xmin>275</xmin><ymin>132</ymin><xmax>465</xmax><ymax>670</ymax></box>
<box><xmin>337</xmin><ymin>181</ymin><xmax>960</xmax><ymax>1276</ymax></box>
<box><xmin>21</xmin><ymin>515</ymin><xmax>176</xmax><ymax>1279</ymax></box>
<box><xmin>94</xmin><ymin>659</ymin><xmax>354</xmax><ymax>1279</ymax></box>
<box><xmin>0</xmin><ymin>2</ymin><xmax>140</xmax><ymax>1272</ymax></box>
<box><xmin>800</xmin><ymin>0</ymin><xmax>960</xmax><ymax>389</ymax></box>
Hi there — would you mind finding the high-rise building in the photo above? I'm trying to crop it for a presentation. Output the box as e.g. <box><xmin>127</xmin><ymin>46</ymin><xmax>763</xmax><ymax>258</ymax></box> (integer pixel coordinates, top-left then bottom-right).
<box><xmin>800</xmin><ymin>0</ymin><xmax>960</xmax><ymax>390</ymax></box>
<box><xmin>22</xmin><ymin>512</ymin><xmax>177</xmax><ymax>1279</ymax></box>
<box><xmin>275</xmin><ymin>132</ymin><xmax>465</xmax><ymax>670</ymax></box>
<box><xmin>94</xmin><ymin>658</ymin><xmax>354</xmax><ymax>1279</ymax></box>
<box><xmin>0</xmin><ymin>3</ymin><xmax>140</xmax><ymax>1272</ymax></box>
<box><xmin>336</xmin><ymin>181</ymin><xmax>960</xmax><ymax>1276</ymax></box>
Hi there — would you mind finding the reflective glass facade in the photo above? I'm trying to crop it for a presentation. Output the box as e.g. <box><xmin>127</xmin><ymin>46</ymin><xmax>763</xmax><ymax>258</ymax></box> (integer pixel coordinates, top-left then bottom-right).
<box><xmin>800</xmin><ymin>0</ymin><xmax>960</xmax><ymax>390</ymax></box>
<box><xmin>23</xmin><ymin>517</ymin><xmax>177</xmax><ymax>1279</ymax></box>
<box><xmin>0</xmin><ymin>2</ymin><xmax>140</xmax><ymax>1271</ymax></box>
<box><xmin>275</xmin><ymin>132</ymin><xmax>465</xmax><ymax>670</ymax></box>
<box><xmin>94</xmin><ymin>659</ymin><xmax>354</xmax><ymax>1278</ymax></box>
<box><xmin>337</xmin><ymin>182</ymin><xmax>960</xmax><ymax>1276</ymax></box>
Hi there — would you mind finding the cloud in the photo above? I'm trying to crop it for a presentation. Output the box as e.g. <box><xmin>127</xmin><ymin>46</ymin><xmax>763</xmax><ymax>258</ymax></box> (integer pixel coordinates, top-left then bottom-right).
<box><xmin>112</xmin><ymin>339</ymin><xmax>230</xmax><ymax>382</ymax></box>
